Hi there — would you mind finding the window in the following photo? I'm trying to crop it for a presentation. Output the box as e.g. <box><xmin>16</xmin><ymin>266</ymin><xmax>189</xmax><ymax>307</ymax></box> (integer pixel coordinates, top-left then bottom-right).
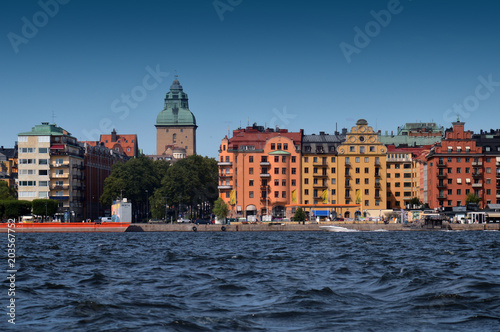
<box><xmin>249</xmin><ymin>180</ymin><xmax>254</xmax><ymax>186</ymax></box>
<box><xmin>39</xmin><ymin>170</ymin><xmax>48</xmax><ymax>176</ymax></box>
<box><xmin>486</xmin><ymin>157</ymin><xmax>491</xmax><ymax>162</ymax></box>
<box><xmin>364</xmin><ymin>189</ymin><xmax>369</xmax><ymax>195</ymax></box>
<box><xmin>292</xmin><ymin>179</ymin><xmax>296</xmax><ymax>186</ymax></box>
<box><xmin>365</xmin><ymin>178</ymin><xmax>369</xmax><ymax>184</ymax></box>
<box><xmin>395</xmin><ymin>173</ymin><xmax>400</xmax><ymax>178</ymax></box>
<box><xmin>292</xmin><ymin>156</ymin><xmax>296</xmax><ymax>163</ymax></box>
<box><xmin>304</xmin><ymin>189</ymin><xmax>309</xmax><ymax>195</ymax></box>
<box><xmin>274</xmin><ymin>168</ymin><xmax>279</xmax><ymax>174</ymax></box>
<box><xmin>38</xmin><ymin>148</ymin><xmax>48</xmax><ymax>153</ymax></box>
<box><xmin>360</xmin><ymin>146</ymin><xmax>365</xmax><ymax>154</ymax></box>
<box><xmin>304</xmin><ymin>157</ymin><xmax>308</xmax><ymax>163</ymax></box>
<box><xmin>274</xmin><ymin>191</ymin><xmax>279</xmax><ymax>198</ymax></box>
<box><xmin>331</xmin><ymin>167</ymin><xmax>336</xmax><ymax>174</ymax></box>
<box><xmin>457</xmin><ymin>189</ymin><xmax>462</xmax><ymax>195</ymax></box>
<box><xmin>304</xmin><ymin>167</ymin><xmax>309</xmax><ymax>174</ymax></box>
<box><xmin>457</xmin><ymin>168</ymin><xmax>461</xmax><ymax>174</ymax></box>
<box><xmin>249</xmin><ymin>156</ymin><xmax>253</xmax><ymax>162</ymax></box>
<box><xmin>365</xmin><ymin>157</ymin><xmax>369</xmax><ymax>163</ymax></box>
<box><xmin>395</xmin><ymin>182</ymin><xmax>401</xmax><ymax>187</ymax></box>
<box><xmin>38</xmin><ymin>136</ymin><xmax>50</xmax><ymax>142</ymax></box>
<box><xmin>274</xmin><ymin>179</ymin><xmax>280</xmax><ymax>186</ymax></box>
<box><xmin>356</xmin><ymin>178</ymin><xmax>360</xmax><ymax>184</ymax></box>
<box><xmin>465</xmin><ymin>167</ymin><xmax>470</xmax><ymax>173</ymax></box>
<box><xmin>271</xmin><ymin>143</ymin><xmax>275</xmax><ymax>150</ymax></box>
<box><xmin>19</xmin><ymin>181</ymin><xmax>36</xmax><ymax>186</ymax></box>
<box><xmin>448</xmin><ymin>147</ymin><xmax>452</xmax><ymax>152</ymax></box>
<box><xmin>369</xmin><ymin>146</ymin><xmax>375</xmax><ymax>152</ymax></box>
<box><xmin>282</xmin><ymin>156</ymin><xmax>287</xmax><ymax>163</ymax></box>
<box><xmin>486</xmin><ymin>168</ymin><xmax>491</xmax><ymax>174</ymax></box>
<box><xmin>457</xmin><ymin>157</ymin><xmax>461</xmax><ymax>162</ymax></box>
<box><xmin>282</xmin><ymin>180</ymin><xmax>286</xmax><ymax>186</ymax></box>
<box><xmin>277</xmin><ymin>143</ymin><xmax>281</xmax><ymax>150</ymax></box>
<box><xmin>364</xmin><ymin>200</ymin><xmax>369</xmax><ymax>206</ymax></box>
<box><xmin>355</xmin><ymin>167</ymin><xmax>360</xmax><ymax>174</ymax></box>
<box><xmin>331</xmin><ymin>178</ymin><xmax>336</xmax><ymax>184</ymax></box>
<box><xmin>291</xmin><ymin>168</ymin><xmax>296</xmax><ymax>174</ymax></box>
<box><xmin>313</xmin><ymin>167</ymin><xmax>318</xmax><ymax>174</ymax></box>
<box><xmin>331</xmin><ymin>189</ymin><xmax>336</xmax><ymax>196</ymax></box>
<box><xmin>448</xmin><ymin>168</ymin><xmax>452</xmax><ymax>174</ymax></box>
<box><xmin>282</xmin><ymin>168</ymin><xmax>286</xmax><ymax>175</ymax></box>
<box><xmin>39</xmin><ymin>181</ymin><xmax>48</xmax><ymax>187</ymax></box>
<box><xmin>173</xmin><ymin>134</ymin><xmax>176</xmax><ymax>143</ymax></box>
<box><xmin>274</xmin><ymin>156</ymin><xmax>279</xmax><ymax>162</ymax></box>
<box><xmin>448</xmin><ymin>179</ymin><xmax>453</xmax><ymax>184</ymax></box>
<box><xmin>356</xmin><ymin>157</ymin><xmax>360</xmax><ymax>163</ymax></box>
<box><xmin>304</xmin><ymin>178</ymin><xmax>309</xmax><ymax>184</ymax></box>
<box><xmin>350</xmin><ymin>146</ymin><xmax>355</xmax><ymax>152</ymax></box>
<box><xmin>39</xmin><ymin>159</ymin><xmax>48</xmax><ymax>165</ymax></box>
<box><xmin>282</xmin><ymin>191</ymin><xmax>286</xmax><ymax>198</ymax></box>
<box><xmin>249</xmin><ymin>168</ymin><xmax>253</xmax><ymax>175</ymax></box>
<box><xmin>364</xmin><ymin>168</ymin><xmax>369</xmax><ymax>174</ymax></box>
<box><xmin>448</xmin><ymin>157</ymin><xmax>452</xmax><ymax>162</ymax></box>
<box><xmin>249</xmin><ymin>191</ymin><xmax>254</xmax><ymax>198</ymax></box>
<box><xmin>283</xmin><ymin>143</ymin><xmax>288</xmax><ymax>150</ymax></box>
<box><xmin>331</xmin><ymin>157</ymin><xmax>336</xmax><ymax>163</ymax></box>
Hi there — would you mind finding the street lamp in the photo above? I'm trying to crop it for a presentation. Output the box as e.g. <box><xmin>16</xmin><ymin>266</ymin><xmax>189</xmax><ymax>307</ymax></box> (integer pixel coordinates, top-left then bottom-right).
<box><xmin>145</xmin><ymin>190</ymin><xmax>149</xmax><ymax>222</ymax></box>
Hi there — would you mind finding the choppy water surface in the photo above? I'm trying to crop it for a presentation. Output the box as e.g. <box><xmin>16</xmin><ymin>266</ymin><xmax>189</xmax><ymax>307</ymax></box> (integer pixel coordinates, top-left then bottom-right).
<box><xmin>7</xmin><ymin>231</ymin><xmax>500</xmax><ymax>331</ymax></box>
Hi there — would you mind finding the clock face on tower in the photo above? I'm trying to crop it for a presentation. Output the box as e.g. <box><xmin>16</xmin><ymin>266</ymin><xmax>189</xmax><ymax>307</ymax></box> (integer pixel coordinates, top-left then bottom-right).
<box><xmin>359</xmin><ymin>136</ymin><xmax>365</xmax><ymax>142</ymax></box>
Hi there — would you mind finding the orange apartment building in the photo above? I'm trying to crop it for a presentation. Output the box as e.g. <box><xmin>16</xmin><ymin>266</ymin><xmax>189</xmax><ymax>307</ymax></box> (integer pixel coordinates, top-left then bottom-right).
<box><xmin>218</xmin><ymin>124</ymin><xmax>302</xmax><ymax>220</ymax></box>
<box><xmin>386</xmin><ymin>146</ymin><xmax>430</xmax><ymax>209</ymax></box>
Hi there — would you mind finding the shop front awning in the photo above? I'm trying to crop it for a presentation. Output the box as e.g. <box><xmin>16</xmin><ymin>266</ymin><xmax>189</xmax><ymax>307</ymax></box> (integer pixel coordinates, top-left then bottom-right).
<box><xmin>50</xmin><ymin>145</ymin><xmax>64</xmax><ymax>149</ymax></box>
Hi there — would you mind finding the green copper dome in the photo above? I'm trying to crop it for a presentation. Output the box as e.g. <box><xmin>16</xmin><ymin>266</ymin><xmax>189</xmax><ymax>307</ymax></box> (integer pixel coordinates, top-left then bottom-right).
<box><xmin>156</xmin><ymin>78</ymin><xmax>196</xmax><ymax>127</ymax></box>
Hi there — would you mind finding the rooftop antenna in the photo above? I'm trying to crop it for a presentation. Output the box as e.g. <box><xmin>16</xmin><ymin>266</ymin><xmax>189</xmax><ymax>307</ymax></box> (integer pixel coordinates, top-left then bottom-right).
<box><xmin>247</xmin><ymin>117</ymin><xmax>250</xmax><ymax>126</ymax></box>
<box><xmin>51</xmin><ymin>111</ymin><xmax>56</xmax><ymax>124</ymax></box>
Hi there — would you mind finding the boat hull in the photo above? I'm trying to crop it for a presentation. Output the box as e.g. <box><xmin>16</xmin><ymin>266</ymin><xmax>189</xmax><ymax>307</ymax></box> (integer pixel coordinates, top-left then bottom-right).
<box><xmin>0</xmin><ymin>222</ymin><xmax>130</xmax><ymax>233</ymax></box>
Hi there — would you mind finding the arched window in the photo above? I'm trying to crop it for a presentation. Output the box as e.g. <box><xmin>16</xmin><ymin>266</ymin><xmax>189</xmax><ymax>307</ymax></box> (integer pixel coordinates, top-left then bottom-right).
<box><xmin>173</xmin><ymin>134</ymin><xmax>176</xmax><ymax>143</ymax></box>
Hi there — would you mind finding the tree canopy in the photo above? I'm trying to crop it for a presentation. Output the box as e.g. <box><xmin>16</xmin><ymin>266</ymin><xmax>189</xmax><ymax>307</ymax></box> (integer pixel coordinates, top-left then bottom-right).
<box><xmin>465</xmin><ymin>193</ymin><xmax>481</xmax><ymax>205</ymax></box>
<box><xmin>0</xmin><ymin>181</ymin><xmax>16</xmax><ymax>200</ymax></box>
<box><xmin>213</xmin><ymin>197</ymin><xmax>229</xmax><ymax>220</ymax></box>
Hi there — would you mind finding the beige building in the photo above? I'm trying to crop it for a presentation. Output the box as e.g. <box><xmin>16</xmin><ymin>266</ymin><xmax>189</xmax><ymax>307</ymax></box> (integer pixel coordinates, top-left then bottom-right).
<box><xmin>155</xmin><ymin>77</ymin><xmax>197</xmax><ymax>157</ymax></box>
<box><xmin>18</xmin><ymin>123</ymin><xmax>85</xmax><ymax>221</ymax></box>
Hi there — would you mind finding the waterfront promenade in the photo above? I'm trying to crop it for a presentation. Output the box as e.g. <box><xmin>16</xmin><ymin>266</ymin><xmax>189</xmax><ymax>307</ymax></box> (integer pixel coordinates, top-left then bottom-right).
<box><xmin>126</xmin><ymin>222</ymin><xmax>500</xmax><ymax>232</ymax></box>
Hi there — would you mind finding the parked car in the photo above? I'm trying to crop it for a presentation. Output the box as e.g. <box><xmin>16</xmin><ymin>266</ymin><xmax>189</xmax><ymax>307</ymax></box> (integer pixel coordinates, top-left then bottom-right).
<box><xmin>195</xmin><ymin>219</ymin><xmax>213</xmax><ymax>225</ymax></box>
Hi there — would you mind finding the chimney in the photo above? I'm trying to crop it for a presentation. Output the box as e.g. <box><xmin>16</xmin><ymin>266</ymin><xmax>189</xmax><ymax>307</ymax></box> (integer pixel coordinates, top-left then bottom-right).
<box><xmin>111</xmin><ymin>129</ymin><xmax>117</xmax><ymax>142</ymax></box>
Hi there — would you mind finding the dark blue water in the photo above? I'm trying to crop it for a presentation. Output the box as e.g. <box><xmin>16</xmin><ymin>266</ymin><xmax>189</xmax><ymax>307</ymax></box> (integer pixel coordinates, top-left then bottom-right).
<box><xmin>5</xmin><ymin>231</ymin><xmax>500</xmax><ymax>331</ymax></box>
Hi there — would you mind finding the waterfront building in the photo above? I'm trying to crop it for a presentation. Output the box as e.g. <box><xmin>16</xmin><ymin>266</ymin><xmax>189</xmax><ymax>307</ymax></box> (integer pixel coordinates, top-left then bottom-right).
<box><xmin>18</xmin><ymin>123</ymin><xmax>85</xmax><ymax>220</ymax></box>
<box><xmin>0</xmin><ymin>144</ymin><xmax>18</xmax><ymax>190</ymax></box>
<box><xmin>471</xmin><ymin>129</ymin><xmax>500</xmax><ymax>206</ymax></box>
<box><xmin>300</xmin><ymin>130</ymin><xmax>346</xmax><ymax>207</ymax></box>
<box><xmin>218</xmin><ymin>124</ymin><xmax>302</xmax><ymax>220</ymax></box>
<box><xmin>425</xmin><ymin>121</ymin><xmax>498</xmax><ymax>209</ymax></box>
<box><xmin>379</xmin><ymin>122</ymin><xmax>444</xmax><ymax>147</ymax></box>
<box><xmin>81</xmin><ymin>142</ymin><xmax>128</xmax><ymax>221</ymax></box>
<box><xmin>98</xmin><ymin>129</ymin><xmax>139</xmax><ymax>158</ymax></box>
<box><xmin>385</xmin><ymin>146</ymin><xmax>429</xmax><ymax>209</ymax></box>
<box><xmin>335</xmin><ymin>119</ymin><xmax>387</xmax><ymax>218</ymax></box>
<box><xmin>156</xmin><ymin>77</ymin><xmax>197</xmax><ymax>157</ymax></box>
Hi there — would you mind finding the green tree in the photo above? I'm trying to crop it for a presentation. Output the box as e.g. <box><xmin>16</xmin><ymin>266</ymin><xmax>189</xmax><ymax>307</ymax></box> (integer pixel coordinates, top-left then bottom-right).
<box><xmin>408</xmin><ymin>197</ymin><xmax>423</xmax><ymax>208</ymax></box>
<box><xmin>292</xmin><ymin>207</ymin><xmax>306</xmax><ymax>222</ymax></box>
<box><xmin>465</xmin><ymin>193</ymin><xmax>481</xmax><ymax>205</ymax></box>
<box><xmin>0</xmin><ymin>181</ymin><xmax>16</xmax><ymax>200</ymax></box>
<box><xmin>213</xmin><ymin>197</ymin><xmax>229</xmax><ymax>221</ymax></box>
<box><xmin>101</xmin><ymin>155</ymin><xmax>161</xmax><ymax>221</ymax></box>
<box><xmin>160</xmin><ymin>155</ymin><xmax>218</xmax><ymax>219</ymax></box>
<box><xmin>32</xmin><ymin>199</ymin><xmax>59</xmax><ymax>219</ymax></box>
<box><xmin>1</xmin><ymin>200</ymin><xmax>32</xmax><ymax>219</ymax></box>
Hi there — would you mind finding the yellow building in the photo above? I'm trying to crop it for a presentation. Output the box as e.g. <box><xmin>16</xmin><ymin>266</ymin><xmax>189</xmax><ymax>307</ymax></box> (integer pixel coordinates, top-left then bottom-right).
<box><xmin>386</xmin><ymin>147</ymin><xmax>423</xmax><ymax>209</ymax></box>
<box><xmin>336</xmin><ymin>119</ymin><xmax>387</xmax><ymax>218</ymax></box>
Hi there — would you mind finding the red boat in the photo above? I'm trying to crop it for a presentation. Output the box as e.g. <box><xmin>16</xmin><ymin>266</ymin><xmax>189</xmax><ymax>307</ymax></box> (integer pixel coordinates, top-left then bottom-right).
<box><xmin>0</xmin><ymin>222</ymin><xmax>130</xmax><ymax>233</ymax></box>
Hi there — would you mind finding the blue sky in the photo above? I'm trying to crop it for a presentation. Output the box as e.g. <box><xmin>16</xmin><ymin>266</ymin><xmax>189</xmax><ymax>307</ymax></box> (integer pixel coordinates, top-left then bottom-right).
<box><xmin>2</xmin><ymin>0</ymin><xmax>500</xmax><ymax>158</ymax></box>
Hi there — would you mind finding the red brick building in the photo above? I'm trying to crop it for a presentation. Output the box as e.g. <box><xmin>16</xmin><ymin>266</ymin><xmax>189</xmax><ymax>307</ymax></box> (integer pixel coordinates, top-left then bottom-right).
<box><xmin>98</xmin><ymin>129</ymin><xmax>139</xmax><ymax>158</ymax></box>
<box><xmin>426</xmin><ymin>121</ymin><xmax>498</xmax><ymax>209</ymax></box>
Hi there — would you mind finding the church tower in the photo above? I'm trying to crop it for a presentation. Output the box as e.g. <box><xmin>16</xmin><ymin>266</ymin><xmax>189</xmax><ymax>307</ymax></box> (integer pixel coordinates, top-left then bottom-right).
<box><xmin>155</xmin><ymin>77</ymin><xmax>197</xmax><ymax>156</ymax></box>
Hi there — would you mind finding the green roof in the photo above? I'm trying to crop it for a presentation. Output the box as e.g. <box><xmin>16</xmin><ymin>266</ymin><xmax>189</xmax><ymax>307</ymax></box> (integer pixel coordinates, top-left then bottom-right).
<box><xmin>155</xmin><ymin>78</ymin><xmax>196</xmax><ymax>127</ymax></box>
<box><xmin>269</xmin><ymin>150</ymin><xmax>290</xmax><ymax>155</ymax></box>
<box><xmin>18</xmin><ymin>122</ymin><xmax>71</xmax><ymax>137</ymax></box>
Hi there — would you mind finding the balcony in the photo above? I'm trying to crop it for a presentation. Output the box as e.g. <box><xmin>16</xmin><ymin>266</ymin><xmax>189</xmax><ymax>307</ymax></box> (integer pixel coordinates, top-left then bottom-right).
<box><xmin>472</xmin><ymin>172</ymin><xmax>482</xmax><ymax>178</ymax></box>
<box><xmin>374</xmin><ymin>194</ymin><xmax>381</xmax><ymax>200</ymax></box>
<box><xmin>260</xmin><ymin>185</ymin><xmax>270</xmax><ymax>191</ymax></box>
<box><xmin>472</xmin><ymin>161</ymin><xmax>483</xmax><ymax>166</ymax></box>
<box><xmin>50</xmin><ymin>184</ymin><xmax>69</xmax><ymax>190</ymax></box>
<box><xmin>472</xmin><ymin>182</ymin><xmax>483</xmax><ymax>188</ymax></box>
<box><xmin>72</xmin><ymin>164</ymin><xmax>85</xmax><ymax>170</ymax></box>
<box><xmin>437</xmin><ymin>194</ymin><xmax>447</xmax><ymax>200</ymax></box>
<box><xmin>313</xmin><ymin>172</ymin><xmax>328</xmax><ymax>177</ymax></box>
<box><xmin>345</xmin><ymin>172</ymin><xmax>351</xmax><ymax>177</ymax></box>
<box><xmin>497</xmin><ymin>170</ymin><xmax>500</xmax><ymax>178</ymax></box>
<box><xmin>260</xmin><ymin>173</ymin><xmax>271</xmax><ymax>178</ymax></box>
<box><xmin>72</xmin><ymin>174</ymin><xmax>85</xmax><ymax>180</ymax></box>
<box><xmin>217</xmin><ymin>161</ymin><xmax>233</xmax><ymax>166</ymax></box>
<box><xmin>374</xmin><ymin>172</ymin><xmax>381</xmax><ymax>177</ymax></box>
<box><xmin>374</xmin><ymin>160</ymin><xmax>381</xmax><ymax>166</ymax></box>
<box><xmin>313</xmin><ymin>162</ymin><xmax>328</xmax><ymax>167</ymax></box>
<box><xmin>52</xmin><ymin>162</ymin><xmax>70</xmax><ymax>168</ymax></box>
<box><xmin>374</xmin><ymin>182</ymin><xmax>381</xmax><ymax>188</ymax></box>
<box><xmin>496</xmin><ymin>194</ymin><xmax>500</xmax><ymax>198</ymax></box>
<box><xmin>437</xmin><ymin>173</ymin><xmax>447</xmax><ymax>178</ymax></box>
<box><xmin>313</xmin><ymin>183</ymin><xmax>328</xmax><ymax>188</ymax></box>
<box><xmin>345</xmin><ymin>161</ymin><xmax>351</xmax><ymax>167</ymax></box>
<box><xmin>217</xmin><ymin>185</ymin><xmax>233</xmax><ymax>190</ymax></box>
<box><xmin>260</xmin><ymin>161</ymin><xmax>270</xmax><ymax>166</ymax></box>
<box><xmin>345</xmin><ymin>182</ymin><xmax>351</xmax><ymax>188</ymax></box>
<box><xmin>260</xmin><ymin>197</ymin><xmax>270</xmax><ymax>202</ymax></box>
<box><xmin>219</xmin><ymin>173</ymin><xmax>232</xmax><ymax>178</ymax></box>
<box><xmin>437</xmin><ymin>161</ymin><xmax>447</xmax><ymax>168</ymax></box>
<box><xmin>437</xmin><ymin>183</ymin><xmax>447</xmax><ymax>188</ymax></box>
<box><xmin>49</xmin><ymin>195</ymin><xmax>69</xmax><ymax>201</ymax></box>
<box><xmin>51</xmin><ymin>173</ymin><xmax>69</xmax><ymax>179</ymax></box>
